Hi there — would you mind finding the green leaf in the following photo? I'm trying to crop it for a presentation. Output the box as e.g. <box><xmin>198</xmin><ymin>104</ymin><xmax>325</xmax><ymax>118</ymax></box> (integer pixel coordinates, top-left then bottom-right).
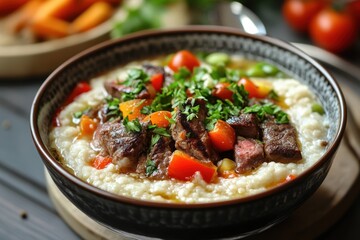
<box><xmin>145</xmin><ymin>159</ymin><xmax>157</xmax><ymax>177</ymax></box>
<box><xmin>243</xmin><ymin>103</ymin><xmax>289</xmax><ymax>124</ymax></box>
<box><xmin>121</xmin><ymin>68</ymin><xmax>150</xmax><ymax>102</ymax></box>
<box><xmin>105</xmin><ymin>96</ymin><xmax>121</xmax><ymax>120</ymax></box>
<box><xmin>123</xmin><ymin>116</ymin><xmax>142</xmax><ymax>133</ymax></box>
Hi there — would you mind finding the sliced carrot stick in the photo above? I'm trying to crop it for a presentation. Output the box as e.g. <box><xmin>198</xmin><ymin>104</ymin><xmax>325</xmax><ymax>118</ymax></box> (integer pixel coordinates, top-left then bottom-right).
<box><xmin>71</xmin><ymin>1</ymin><xmax>113</xmax><ymax>33</ymax></box>
<box><xmin>0</xmin><ymin>0</ymin><xmax>29</xmax><ymax>16</ymax></box>
<box><xmin>4</xmin><ymin>0</ymin><xmax>43</xmax><ymax>33</ymax></box>
<box><xmin>31</xmin><ymin>16</ymin><xmax>70</xmax><ymax>39</ymax></box>
<box><xmin>33</xmin><ymin>0</ymin><xmax>77</xmax><ymax>21</ymax></box>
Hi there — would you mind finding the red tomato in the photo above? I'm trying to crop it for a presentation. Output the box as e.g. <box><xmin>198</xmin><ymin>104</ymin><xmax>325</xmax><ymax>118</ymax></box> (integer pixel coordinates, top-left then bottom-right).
<box><xmin>150</xmin><ymin>73</ymin><xmax>164</xmax><ymax>92</ymax></box>
<box><xmin>91</xmin><ymin>156</ymin><xmax>112</xmax><ymax>170</ymax></box>
<box><xmin>168</xmin><ymin>50</ymin><xmax>200</xmax><ymax>72</ymax></box>
<box><xmin>282</xmin><ymin>0</ymin><xmax>326</xmax><ymax>32</ymax></box>
<box><xmin>208</xmin><ymin>120</ymin><xmax>236</xmax><ymax>152</ymax></box>
<box><xmin>212</xmin><ymin>82</ymin><xmax>233</xmax><ymax>100</ymax></box>
<box><xmin>168</xmin><ymin>150</ymin><xmax>217</xmax><ymax>183</ymax></box>
<box><xmin>238</xmin><ymin>77</ymin><xmax>266</xmax><ymax>99</ymax></box>
<box><xmin>64</xmin><ymin>81</ymin><xmax>92</xmax><ymax>105</ymax></box>
<box><xmin>309</xmin><ymin>8</ymin><xmax>357</xmax><ymax>53</ymax></box>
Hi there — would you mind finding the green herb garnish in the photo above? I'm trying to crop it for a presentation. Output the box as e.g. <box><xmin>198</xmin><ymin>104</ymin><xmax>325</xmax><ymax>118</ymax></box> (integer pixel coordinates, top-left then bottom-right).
<box><xmin>121</xmin><ymin>69</ymin><xmax>149</xmax><ymax>102</ymax></box>
<box><xmin>243</xmin><ymin>103</ymin><xmax>289</xmax><ymax>124</ymax></box>
<box><xmin>123</xmin><ymin>116</ymin><xmax>142</xmax><ymax>133</ymax></box>
<box><xmin>145</xmin><ymin>159</ymin><xmax>157</xmax><ymax>177</ymax></box>
<box><xmin>105</xmin><ymin>96</ymin><xmax>121</xmax><ymax>121</ymax></box>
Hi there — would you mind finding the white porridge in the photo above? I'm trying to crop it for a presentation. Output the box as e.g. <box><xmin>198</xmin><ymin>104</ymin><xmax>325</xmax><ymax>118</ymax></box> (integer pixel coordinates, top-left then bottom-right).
<box><xmin>50</xmin><ymin>51</ymin><xmax>329</xmax><ymax>203</ymax></box>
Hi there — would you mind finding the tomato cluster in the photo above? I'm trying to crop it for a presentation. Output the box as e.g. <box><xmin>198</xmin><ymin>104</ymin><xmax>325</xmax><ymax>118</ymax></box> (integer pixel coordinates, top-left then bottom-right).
<box><xmin>282</xmin><ymin>0</ymin><xmax>359</xmax><ymax>53</ymax></box>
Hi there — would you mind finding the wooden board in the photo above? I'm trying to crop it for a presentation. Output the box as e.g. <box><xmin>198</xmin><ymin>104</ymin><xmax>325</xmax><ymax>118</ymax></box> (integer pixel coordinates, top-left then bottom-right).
<box><xmin>46</xmin><ymin>85</ymin><xmax>360</xmax><ymax>240</ymax></box>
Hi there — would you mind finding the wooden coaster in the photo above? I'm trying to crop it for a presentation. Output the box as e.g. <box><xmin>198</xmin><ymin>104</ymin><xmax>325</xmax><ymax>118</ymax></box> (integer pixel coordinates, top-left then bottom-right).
<box><xmin>46</xmin><ymin>86</ymin><xmax>360</xmax><ymax>240</ymax></box>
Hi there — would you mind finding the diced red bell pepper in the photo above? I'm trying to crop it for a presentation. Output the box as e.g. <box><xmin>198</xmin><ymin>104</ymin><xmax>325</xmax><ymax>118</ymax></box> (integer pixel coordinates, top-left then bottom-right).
<box><xmin>168</xmin><ymin>150</ymin><xmax>217</xmax><ymax>183</ymax></box>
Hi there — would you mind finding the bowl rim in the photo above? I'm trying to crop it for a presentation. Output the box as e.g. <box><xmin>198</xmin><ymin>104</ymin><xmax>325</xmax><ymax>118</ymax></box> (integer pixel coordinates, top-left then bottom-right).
<box><xmin>30</xmin><ymin>26</ymin><xmax>347</xmax><ymax>208</ymax></box>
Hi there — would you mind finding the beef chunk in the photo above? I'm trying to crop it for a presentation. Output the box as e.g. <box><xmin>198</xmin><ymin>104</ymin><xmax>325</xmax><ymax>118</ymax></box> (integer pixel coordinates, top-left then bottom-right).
<box><xmin>227</xmin><ymin>113</ymin><xmax>260</xmax><ymax>139</ymax></box>
<box><xmin>143</xmin><ymin>63</ymin><xmax>164</xmax><ymax>76</ymax></box>
<box><xmin>104</xmin><ymin>80</ymin><xmax>153</xmax><ymax>100</ymax></box>
<box><xmin>136</xmin><ymin>136</ymin><xmax>175</xmax><ymax>179</ymax></box>
<box><xmin>171</xmin><ymin>99</ymin><xmax>219</xmax><ymax>163</ymax></box>
<box><xmin>83</xmin><ymin>103</ymin><xmax>112</xmax><ymax>124</ymax></box>
<box><xmin>143</xmin><ymin>63</ymin><xmax>173</xmax><ymax>87</ymax></box>
<box><xmin>92</xmin><ymin>120</ymin><xmax>149</xmax><ymax>172</ymax></box>
<box><xmin>234</xmin><ymin>137</ymin><xmax>265</xmax><ymax>174</ymax></box>
<box><xmin>261</xmin><ymin>119</ymin><xmax>302</xmax><ymax>163</ymax></box>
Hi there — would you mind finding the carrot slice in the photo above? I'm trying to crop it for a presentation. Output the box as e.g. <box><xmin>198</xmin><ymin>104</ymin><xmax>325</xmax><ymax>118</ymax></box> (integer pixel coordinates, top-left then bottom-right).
<box><xmin>4</xmin><ymin>0</ymin><xmax>43</xmax><ymax>33</ymax></box>
<box><xmin>79</xmin><ymin>115</ymin><xmax>98</xmax><ymax>136</ymax></box>
<box><xmin>119</xmin><ymin>99</ymin><xmax>152</xmax><ymax>121</ymax></box>
<box><xmin>31</xmin><ymin>16</ymin><xmax>70</xmax><ymax>39</ymax></box>
<box><xmin>71</xmin><ymin>1</ymin><xmax>113</xmax><ymax>33</ymax></box>
<box><xmin>168</xmin><ymin>150</ymin><xmax>217</xmax><ymax>183</ymax></box>
<box><xmin>33</xmin><ymin>0</ymin><xmax>77</xmax><ymax>21</ymax></box>
<box><xmin>143</xmin><ymin>111</ymin><xmax>172</xmax><ymax>128</ymax></box>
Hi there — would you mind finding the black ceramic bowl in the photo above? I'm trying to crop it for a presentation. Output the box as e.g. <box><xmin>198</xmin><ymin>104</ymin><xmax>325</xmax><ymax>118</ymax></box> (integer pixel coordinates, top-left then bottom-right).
<box><xmin>30</xmin><ymin>27</ymin><xmax>346</xmax><ymax>239</ymax></box>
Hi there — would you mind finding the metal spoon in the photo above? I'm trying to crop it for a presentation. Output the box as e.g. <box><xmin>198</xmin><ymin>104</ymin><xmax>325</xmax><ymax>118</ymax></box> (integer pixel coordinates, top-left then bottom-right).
<box><xmin>215</xmin><ymin>1</ymin><xmax>267</xmax><ymax>35</ymax></box>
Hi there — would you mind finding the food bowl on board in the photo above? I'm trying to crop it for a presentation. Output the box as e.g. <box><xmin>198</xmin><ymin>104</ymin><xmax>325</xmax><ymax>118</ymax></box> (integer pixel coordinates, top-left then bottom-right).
<box><xmin>30</xmin><ymin>26</ymin><xmax>346</xmax><ymax>239</ymax></box>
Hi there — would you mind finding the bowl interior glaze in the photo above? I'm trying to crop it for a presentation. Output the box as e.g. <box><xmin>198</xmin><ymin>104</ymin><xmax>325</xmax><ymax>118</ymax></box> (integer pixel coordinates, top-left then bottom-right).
<box><xmin>31</xmin><ymin>27</ymin><xmax>346</xmax><ymax>239</ymax></box>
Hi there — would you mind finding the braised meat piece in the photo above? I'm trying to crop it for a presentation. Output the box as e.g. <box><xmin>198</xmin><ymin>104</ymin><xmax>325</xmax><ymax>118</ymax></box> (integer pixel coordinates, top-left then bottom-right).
<box><xmin>143</xmin><ymin>63</ymin><xmax>173</xmax><ymax>87</ymax></box>
<box><xmin>83</xmin><ymin>103</ymin><xmax>113</xmax><ymax>124</ymax></box>
<box><xmin>143</xmin><ymin>63</ymin><xmax>164</xmax><ymax>76</ymax></box>
<box><xmin>226</xmin><ymin>113</ymin><xmax>260</xmax><ymax>139</ymax></box>
<box><xmin>92</xmin><ymin>120</ymin><xmax>150</xmax><ymax>172</ymax></box>
<box><xmin>104</xmin><ymin>80</ymin><xmax>153</xmax><ymax>100</ymax></box>
<box><xmin>136</xmin><ymin>136</ymin><xmax>175</xmax><ymax>179</ymax></box>
<box><xmin>261</xmin><ymin>119</ymin><xmax>302</xmax><ymax>163</ymax></box>
<box><xmin>172</xmin><ymin>99</ymin><xmax>219</xmax><ymax>163</ymax></box>
<box><xmin>234</xmin><ymin>137</ymin><xmax>265</xmax><ymax>174</ymax></box>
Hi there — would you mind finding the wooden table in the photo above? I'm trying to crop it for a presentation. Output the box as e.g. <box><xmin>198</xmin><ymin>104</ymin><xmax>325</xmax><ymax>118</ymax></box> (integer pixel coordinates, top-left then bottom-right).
<box><xmin>1</xmin><ymin>2</ymin><xmax>360</xmax><ymax>239</ymax></box>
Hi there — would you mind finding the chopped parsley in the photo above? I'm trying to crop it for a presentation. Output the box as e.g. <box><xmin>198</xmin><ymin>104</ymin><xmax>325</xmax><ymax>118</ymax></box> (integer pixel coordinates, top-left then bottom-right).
<box><xmin>123</xmin><ymin>116</ymin><xmax>142</xmax><ymax>133</ymax></box>
<box><xmin>205</xmin><ymin>99</ymin><xmax>242</xmax><ymax>130</ymax></box>
<box><xmin>121</xmin><ymin>69</ymin><xmax>149</xmax><ymax>102</ymax></box>
<box><xmin>182</xmin><ymin>99</ymin><xmax>200</xmax><ymax>121</ymax></box>
<box><xmin>243</xmin><ymin>103</ymin><xmax>289</xmax><ymax>124</ymax></box>
<box><xmin>105</xmin><ymin>96</ymin><xmax>121</xmax><ymax>121</ymax></box>
<box><xmin>148</xmin><ymin>125</ymin><xmax>171</xmax><ymax>146</ymax></box>
<box><xmin>145</xmin><ymin>159</ymin><xmax>157</xmax><ymax>177</ymax></box>
<box><xmin>72</xmin><ymin>107</ymin><xmax>91</xmax><ymax>124</ymax></box>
